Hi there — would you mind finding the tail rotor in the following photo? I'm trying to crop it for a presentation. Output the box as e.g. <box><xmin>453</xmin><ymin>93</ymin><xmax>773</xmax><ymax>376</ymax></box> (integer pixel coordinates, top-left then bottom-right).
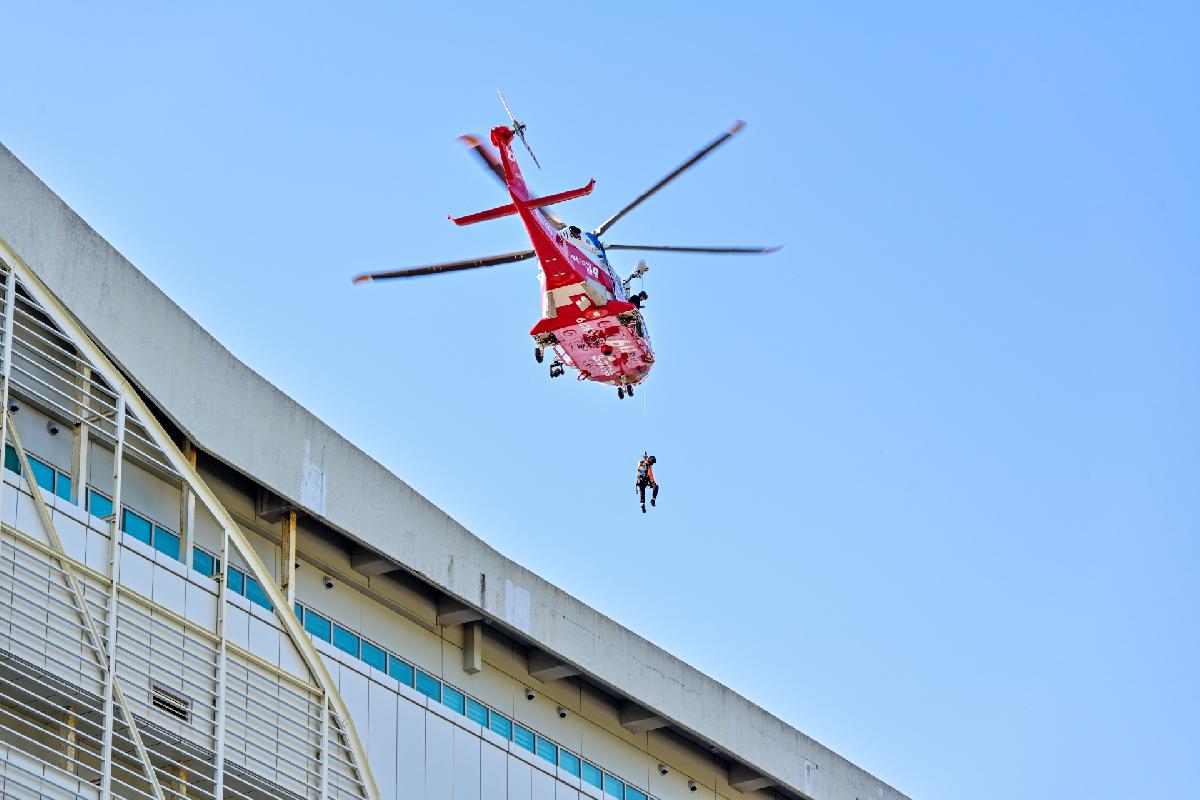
<box><xmin>497</xmin><ymin>89</ymin><xmax>541</xmax><ymax>169</ymax></box>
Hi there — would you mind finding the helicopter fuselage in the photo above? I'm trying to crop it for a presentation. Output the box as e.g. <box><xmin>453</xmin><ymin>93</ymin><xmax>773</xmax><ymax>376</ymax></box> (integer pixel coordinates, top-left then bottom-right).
<box><xmin>491</xmin><ymin>126</ymin><xmax>655</xmax><ymax>389</ymax></box>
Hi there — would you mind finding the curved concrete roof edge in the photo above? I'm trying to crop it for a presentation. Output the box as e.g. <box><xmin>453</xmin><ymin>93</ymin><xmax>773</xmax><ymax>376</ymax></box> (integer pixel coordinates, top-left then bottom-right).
<box><xmin>0</xmin><ymin>142</ymin><xmax>907</xmax><ymax>800</ymax></box>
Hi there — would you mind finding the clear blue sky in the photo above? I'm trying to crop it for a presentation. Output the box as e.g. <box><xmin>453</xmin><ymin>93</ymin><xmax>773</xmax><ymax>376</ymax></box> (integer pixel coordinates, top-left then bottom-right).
<box><xmin>4</xmin><ymin>4</ymin><xmax>1197</xmax><ymax>798</ymax></box>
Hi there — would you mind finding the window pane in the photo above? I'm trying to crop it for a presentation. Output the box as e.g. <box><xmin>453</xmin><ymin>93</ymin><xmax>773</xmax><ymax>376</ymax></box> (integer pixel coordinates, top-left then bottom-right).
<box><xmin>361</xmin><ymin>640</ymin><xmax>387</xmax><ymax>672</ymax></box>
<box><xmin>466</xmin><ymin>698</ymin><xmax>489</xmax><ymax>727</ymax></box>
<box><xmin>56</xmin><ymin>473</ymin><xmax>72</xmax><ymax>502</ymax></box>
<box><xmin>244</xmin><ymin>576</ymin><xmax>273</xmax><ymax>610</ymax></box>
<box><xmin>559</xmin><ymin>750</ymin><xmax>581</xmax><ymax>777</ymax></box>
<box><xmin>488</xmin><ymin>712</ymin><xmax>512</xmax><ymax>740</ymax></box>
<box><xmin>415</xmin><ymin>671</ymin><xmax>441</xmax><ymax>701</ymax></box>
<box><xmin>88</xmin><ymin>490</ymin><xmax>113</xmax><ymax>519</ymax></box>
<box><xmin>294</xmin><ymin>602</ymin><xmax>303</xmax><ymax>621</ymax></box>
<box><xmin>443</xmin><ymin>685</ymin><xmax>465</xmax><ymax>715</ymax></box>
<box><xmin>333</xmin><ymin>625</ymin><xmax>360</xmax><ymax>658</ymax></box>
<box><xmin>513</xmin><ymin>724</ymin><xmax>535</xmax><ymax>753</ymax></box>
<box><xmin>28</xmin><ymin>458</ymin><xmax>55</xmax><ymax>493</ymax></box>
<box><xmin>304</xmin><ymin>609</ymin><xmax>331</xmax><ymax>641</ymax></box>
<box><xmin>153</xmin><ymin>527</ymin><xmax>181</xmax><ymax>561</ymax></box>
<box><xmin>122</xmin><ymin>509</ymin><xmax>153</xmax><ymax>545</ymax></box>
<box><xmin>388</xmin><ymin>656</ymin><xmax>414</xmax><ymax>687</ymax></box>
<box><xmin>582</xmin><ymin>763</ymin><xmax>603</xmax><ymax>790</ymax></box>
<box><xmin>626</xmin><ymin>787</ymin><xmax>647</xmax><ymax>800</ymax></box>
<box><xmin>3</xmin><ymin>444</ymin><xmax>19</xmax><ymax>474</ymax></box>
<box><xmin>604</xmin><ymin>774</ymin><xmax>625</xmax><ymax>800</ymax></box>
<box><xmin>227</xmin><ymin>566</ymin><xmax>245</xmax><ymax>596</ymax></box>
<box><xmin>193</xmin><ymin>548</ymin><xmax>215</xmax><ymax>577</ymax></box>
<box><xmin>535</xmin><ymin>736</ymin><xmax>557</xmax><ymax>765</ymax></box>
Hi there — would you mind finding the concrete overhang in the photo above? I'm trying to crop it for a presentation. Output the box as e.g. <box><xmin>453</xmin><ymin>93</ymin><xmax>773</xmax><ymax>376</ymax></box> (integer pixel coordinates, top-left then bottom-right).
<box><xmin>0</xmin><ymin>142</ymin><xmax>907</xmax><ymax>800</ymax></box>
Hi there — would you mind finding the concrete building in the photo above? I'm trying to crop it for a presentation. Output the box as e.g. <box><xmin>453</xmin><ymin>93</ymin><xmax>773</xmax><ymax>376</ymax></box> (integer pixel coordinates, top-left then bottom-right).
<box><xmin>0</xmin><ymin>141</ymin><xmax>907</xmax><ymax>800</ymax></box>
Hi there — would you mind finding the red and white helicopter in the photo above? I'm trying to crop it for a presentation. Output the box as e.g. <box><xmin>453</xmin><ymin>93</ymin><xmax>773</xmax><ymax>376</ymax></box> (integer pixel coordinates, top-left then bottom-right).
<box><xmin>353</xmin><ymin>95</ymin><xmax>778</xmax><ymax>399</ymax></box>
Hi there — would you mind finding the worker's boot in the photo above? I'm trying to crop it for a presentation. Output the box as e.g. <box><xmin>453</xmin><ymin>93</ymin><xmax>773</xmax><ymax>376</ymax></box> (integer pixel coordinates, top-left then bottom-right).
<box><xmin>641</xmin><ymin>503</ymin><xmax>646</xmax><ymax>513</ymax></box>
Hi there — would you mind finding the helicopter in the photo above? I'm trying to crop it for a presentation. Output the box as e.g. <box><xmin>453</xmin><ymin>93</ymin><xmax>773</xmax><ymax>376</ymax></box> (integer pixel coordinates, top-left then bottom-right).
<box><xmin>352</xmin><ymin>94</ymin><xmax>779</xmax><ymax>399</ymax></box>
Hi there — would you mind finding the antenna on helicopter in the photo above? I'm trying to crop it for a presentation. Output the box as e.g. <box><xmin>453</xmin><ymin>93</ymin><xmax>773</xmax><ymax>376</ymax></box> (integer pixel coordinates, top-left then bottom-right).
<box><xmin>497</xmin><ymin>89</ymin><xmax>541</xmax><ymax>169</ymax></box>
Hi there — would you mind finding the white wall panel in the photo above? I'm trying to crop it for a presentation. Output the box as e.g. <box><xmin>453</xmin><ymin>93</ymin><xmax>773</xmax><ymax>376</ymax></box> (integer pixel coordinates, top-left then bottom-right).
<box><xmin>556</xmin><ymin>777</ymin><xmax>580</xmax><ymax>800</ymax></box>
<box><xmin>508</xmin><ymin>754</ymin><xmax>532</xmax><ymax>800</ymax></box>
<box><xmin>52</xmin><ymin>510</ymin><xmax>85</xmax><ymax>562</ymax></box>
<box><xmin>481</xmin><ymin>740</ymin><xmax>507</xmax><ymax>800</ymax></box>
<box><xmin>427</xmin><ymin>712</ymin><xmax>454</xmax><ymax>800</ymax></box>
<box><xmin>224</xmin><ymin>601</ymin><xmax>250</xmax><ymax>651</ymax></box>
<box><xmin>453</xmin><ymin>726</ymin><xmax>481</xmax><ymax>800</ymax></box>
<box><xmin>119</xmin><ymin>547</ymin><xmax>153</xmax><ymax>598</ymax></box>
<box><xmin>339</xmin><ymin>666</ymin><xmax>371</xmax><ymax>762</ymax></box>
<box><xmin>184</xmin><ymin>581</ymin><xmax>216</xmax><ymax>631</ymax></box>
<box><xmin>397</xmin><ymin>695</ymin><xmax>426</xmax><ymax>800</ymax></box>
<box><xmin>532</xmin><ymin>766</ymin><xmax>555</xmax><ymax>800</ymax></box>
<box><xmin>368</xmin><ymin>679</ymin><xmax>399</xmax><ymax>799</ymax></box>
<box><xmin>151</xmin><ymin>562</ymin><xmax>186</xmax><ymax>616</ymax></box>
<box><xmin>247</xmin><ymin>613</ymin><xmax>280</xmax><ymax>665</ymax></box>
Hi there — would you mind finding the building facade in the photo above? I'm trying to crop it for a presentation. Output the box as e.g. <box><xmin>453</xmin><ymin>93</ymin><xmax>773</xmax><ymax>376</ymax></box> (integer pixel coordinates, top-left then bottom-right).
<box><xmin>0</xmin><ymin>142</ymin><xmax>907</xmax><ymax>800</ymax></box>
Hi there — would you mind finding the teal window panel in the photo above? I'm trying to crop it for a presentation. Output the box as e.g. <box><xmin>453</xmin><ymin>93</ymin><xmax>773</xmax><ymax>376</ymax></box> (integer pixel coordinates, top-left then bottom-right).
<box><xmin>415</xmin><ymin>670</ymin><xmax>441</xmax><ymax>701</ymax></box>
<box><xmin>582</xmin><ymin>763</ymin><xmax>603</xmax><ymax>790</ymax></box>
<box><xmin>488</xmin><ymin>713</ymin><xmax>512</xmax><ymax>740</ymax></box>
<box><xmin>88</xmin><ymin>490</ymin><xmax>113</xmax><ymax>519</ymax></box>
<box><xmin>442</xmin><ymin>685</ymin><xmax>465</xmax><ymax>715</ymax></box>
<box><xmin>535</xmin><ymin>736</ymin><xmax>557</xmax><ymax>765</ymax></box>
<box><xmin>193</xmin><ymin>548</ymin><xmax>216</xmax><ymax>577</ymax></box>
<box><xmin>55</xmin><ymin>473</ymin><xmax>72</xmax><ymax>502</ymax></box>
<box><xmin>513</xmin><ymin>724</ymin><xmax>535</xmax><ymax>753</ymax></box>
<box><xmin>304</xmin><ymin>609</ymin><xmax>331</xmax><ymax>641</ymax></box>
<box><xmin>604</xmin><ymin>774</ymin><xmax>625</xmax><ymax>800</ymax></box>
<box><xmin>122</xmin><ymin>509</ymin><xmax>153</xmax><ymax>545</ymax></box>
<box><xmin>227</xmin><ymin>567</ymin><xmax>245</xmax><ymax>596</ymax></box>
<box><xmin>559</xmin><ymin>750</ymin><xmax>581</xmax><ymax>777</ymax></box>
<box><xmin>28</xmin><ymin>458</ymin><xmax>55</xmax><ymax>493</ymax></box>
<box><xmin>153</xmin><ymin>527</ymin><xmax>180</xmax><ymax>561</ymax></box>
<box><xmin>3</xmin><ymin>444</ymin><xmax>19</xmax><ymax>474</ymax></box>
<box><xmin>333</xmin><ymin>624</ymin><xmax>360</xmax><ymax>658</ymax></box>
<box><xmin>244</xmin><ymin>576</ymin><xmax>272</xmax><ymax>610</ymax></box>
<box><xmin>627</xmin><ymin>787</ymin><xmax>647</xmax><ymax>800</ymax></box>
<box><xmin>294</xmin><ymin>603</ymin><xmax>303</xmax><ymax>621</ymax></box>
<box><xmin>388</xmin><ymin>656</ymin><xmax>414</xmax><ymax>687</ymax></box>
<box><xmin>361</xmin><ymin>640</ymin><xmax>387</xmax><ymax>672</ymax></box>
<box><xmin>466</xmin><ymin>698</ymin><xmax>489</xmax><ymax>727</ymax></box>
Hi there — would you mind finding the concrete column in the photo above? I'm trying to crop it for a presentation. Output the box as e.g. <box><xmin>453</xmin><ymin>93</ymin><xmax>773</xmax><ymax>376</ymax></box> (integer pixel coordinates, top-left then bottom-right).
<box><xmin>280</xmin><ymin>510</ymin><xmax>297</xmax><ymax>607</ymax></box>
<box><xmin>179</xmin><ymin>439</ymin><xmax>196</xmax><ymax>568</ymax></box>
<box><xmin>463</xmin><ymin>621</ymin><xmax>482</xmax><ymax>674</ymax></box>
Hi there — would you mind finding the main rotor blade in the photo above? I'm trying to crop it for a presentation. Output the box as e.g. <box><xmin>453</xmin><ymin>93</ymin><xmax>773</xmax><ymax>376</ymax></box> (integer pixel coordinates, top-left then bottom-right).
<box><xmin>602</xmin><ymin>244</ymin><xmax>781</xmax><ymax>255</ymax></box>
<box><xmin>592</xmin><ymin>121</ymin><xmax>746</xmax><ymax>238</ymax></box>
<box><xmin>458</xmin><ymin>134</ymin><xmax>565</xmax><ymax>229</ymax></box>
<box><xmin>352</xmin><ymin>250</ymin><xmax>536</xmax><ymax>283</ymax></box>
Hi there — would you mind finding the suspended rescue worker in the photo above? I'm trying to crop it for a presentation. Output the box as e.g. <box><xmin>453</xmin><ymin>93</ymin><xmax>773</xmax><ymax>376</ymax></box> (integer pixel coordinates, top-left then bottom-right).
<box><xmin>635</xmin><ymin>453</ymin><xmax>659</xmax><ymax>513</ymax></box>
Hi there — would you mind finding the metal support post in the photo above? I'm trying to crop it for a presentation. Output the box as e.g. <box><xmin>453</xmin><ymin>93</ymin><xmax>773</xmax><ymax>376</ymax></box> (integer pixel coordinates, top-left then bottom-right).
<box><xmin>280</xmin><ymin>509</ymin><xmax>297</xmax><ymax>607</ymax></box>
<box><xmin>318</xmin><ymin>695</ymin><xmax>330</xmax><ymax>799</ymax></box>
<box><xmin>0</xmin><ymin>265</ymin><xmax>17</xmax><ymax>511</ymax></box>
<box><xmin>99</xmin><ymin>395</ymin><xmax>126</xmax><ymax>800</ymax></box>
<box><xmin>212</xmin><ymin>523</ymin><xmax>230</xmax><ymax>800</ymax></box>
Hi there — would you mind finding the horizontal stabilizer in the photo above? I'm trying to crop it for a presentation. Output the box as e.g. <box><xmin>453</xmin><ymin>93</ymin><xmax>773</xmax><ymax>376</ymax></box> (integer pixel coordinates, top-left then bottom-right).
<box><xmin>451</xmin><ymin>179</ymin><xmax>595</xmax><ymax>226</ymax></box>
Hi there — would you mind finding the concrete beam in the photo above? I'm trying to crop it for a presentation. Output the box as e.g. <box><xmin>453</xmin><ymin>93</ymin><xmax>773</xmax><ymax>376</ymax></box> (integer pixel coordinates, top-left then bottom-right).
<box><xmin>351</xmin><ymin>545</ymin><xmax>395</xmax><ymax>577</ymax></box>
<box><xmin>528</xmin><ymin>648</ymin><xmax>580</xmax><ymax>682</ymax></box>
<box><xmin>436</xmin><ymin>597</ymin><xmax>483</xmax><ymax>627</ymax></box>
<box><xmin>619</xmin><ymin>701</ymin><xmax>668</xmax><ymax>733</ymax></box>
<box><xmin>463</xmin><ymin>621</ymin><xmax>482</xmax><ymax>674</ymax></box>
<box><xmin>728</xmin><ymin>764</ymin><xmax>776</xmax><ymax>793</ymax></box>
